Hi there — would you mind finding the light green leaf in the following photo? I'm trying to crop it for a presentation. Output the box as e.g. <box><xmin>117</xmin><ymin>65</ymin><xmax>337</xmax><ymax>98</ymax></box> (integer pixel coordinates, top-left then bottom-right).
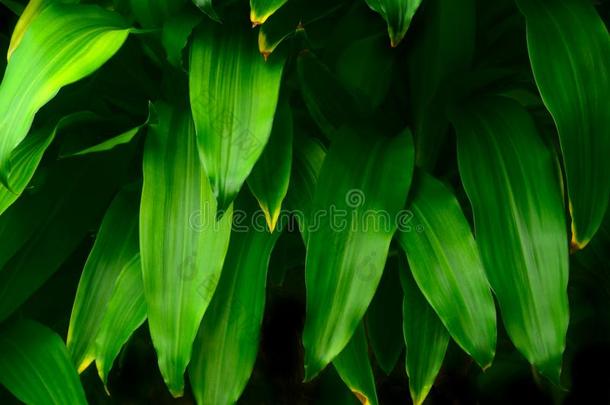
<box><xmin>366</xmin><ymin>253</ymin><xmax>404</xmax><ymax>375</ymax></box>
<box><xmin>302</xmin><ymin>128</ymin><xmax>414</xmax><ymax>379</ymax></box>
<box><xmin>0</xmin><ymin>3</ymin><xmax>130</xmax><ymax>182</ymax></box>
<box><xmin>333</xmin><ymin>323</ymin><xmax>379</xmax><ymax>405</ymax></box>
<box><xmin>95</xmin><ymin>254</ymin><xmax>147</xmax><ymax>385</ymax></box>
<box><xmin>452</xmin><ymin>96</ymin><xmax>569</xmax><ymax>382</ymax></box>
<box><xmin>67</xmin><ymin>187</ymin><xmax>140</xmax><ymax>373</ymax></box>
<box><xmin>0</xmin><ymin>320</ymin><xmax>87</xmax><ymax>405</ymax></box>
<box><xmin>399</xmin><ymin>254</ymin><xmax>449</xmax><ymax>405</ymax></box>
<box><xmin>248</xmin><ymin>97</ymin><xmax>293</xmax><ymax>232</ymax></box>
<box><xmin>364</xmin><ymin>0</ymin><xmax>423</xmax><ymax>47</ymax></box>
<box><xmin>190</xmin><ymin>21</ymin><xmax>285</xmax><ymax>212</ymax></box>
<box><xmin>516</xmin><ymin>0</ymin><xmax>610</xmax><ymax>249</ymax></box>
<box><xmin>250</xmin><ymin>0</ymin><xmax>288</xmax><ymax>25</ymax></box>
<box><xmin>190</xmin><ymin>193</ymin><xmax>281</xmax><ymax>405</ymax></box>
<box><xmin>397</xmin><ymin>172</ymin><xmax>496</xmax><ymax>368</ymax></box>
<box><xmin>62</xmin><ymin>125</ymin><xmax>143</xmax><ymax>158</ymax></box>
<box><xmin>140</xmin><ymin>101</ymin><xmax>233</xmax><ymax>396</ymax></box>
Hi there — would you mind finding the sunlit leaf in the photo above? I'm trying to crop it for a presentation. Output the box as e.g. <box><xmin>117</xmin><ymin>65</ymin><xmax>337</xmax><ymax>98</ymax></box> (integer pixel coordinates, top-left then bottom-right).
<box><xmin>398</xmin><ymin>171</ymin><xmax>496</xmax><ymax>368</ymax></box>
<box><xmin>303</xmin><ymin>128</ymin><xmax>414</xmax><ymax>379</ymax></box>
<box><xmin>0</xmin><ymin>320</ymin><xmax>87</xmax><ymax>405</ymax></box>
<box><xmin>190</xmin><ymin>20</ymin><xmax>285</xmax><ymax>212</ymax></box>
<box><xmin>67</xmin><ymin>187</ymin><xmax>140</xmax><ymax>373</ymax></box>
<box><xmin>0</xmin><ymin>3</ymin><xmax>130</xmax><ymax>182</ymax></box>
<box><xmin>516</xmin><ymin>0</ymin><xmax>610</xmax><ymax>249</ymax></box>
<box><xmin>140</xmin><ymin>101</ymin><xmax>233</xmax><ymax>396</ymax></box>
<box><xmin>190</xmin><ymin>192</ymin><xmax>281</xmax><ymax>405</ymax></box>
<box><xmin>452</xmin><ymin>95</ymin><xmax>569</xmax><ymax>382</ymax></box>
<box><xmin>250</xmin><ymin>0</ymin><xmax>288</xmax><ymax>25</ymax></box>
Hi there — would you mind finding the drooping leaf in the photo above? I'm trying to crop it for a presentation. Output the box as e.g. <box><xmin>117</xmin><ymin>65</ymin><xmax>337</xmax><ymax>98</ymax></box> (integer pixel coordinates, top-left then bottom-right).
<box><xmin>397</xmin><ymin>172</ymin><xmax>497</xmax><ymax>368</ymax></box>
<box><xmin>0</xmin><ymin>111</ymin><xmax>94</xmax><ymax>216</ymax></box>
<box><xmin>0</xmin><ymin>152</ymin><xmax>128</xmax><ymax>322</ymax></box>
<box><xmin>248</xmin><ymin>97</ymin><xmax>293</xmax><ymax>232</ymax></box>
<box><xmin>407</xmin><ymin>0</ymin><xmax>476</xmax><ymax>168</ymax></box>
<box><xmin>399</xmin><ymin>255</ymin><xmax>449</xmax><ymax>405</ymax></box>
<box><xmin>67</xmin><ymin>187</ymin><xmax>140</xmax><ymax>373</ymax></box>
<box><xmin>250</xmin><ymin>0</ymin><xmax>288</xmax><ymax>25</ymax></box>
<box><xmin>0</xmin><ymin>3</ymin><xmax>130</xmax><ymax>182</ymax></box>
<box><xmin>516</xmin><ymin>0</ymin><xmax>610</xmax><ymax>249</ymax></box>
<box><xmin>452</xmin><ymin>96</ymin><xmax>569</xmax><ymax>382</ymax></box>
<box><xmin>366</xmin><ymin>253</ymin><xmax>404</xmax><ymax>375</ymax></box>
<box><xmin>192</xmin><ymin>0</ymin><xmax>220</xmax><ymax>22</ymax></box>
<box><xmin>189</xmin><ymin>193</ymin><xmax>282</xmax><ymax>405</ymax></box>
<box><xmin>333</xmin><ymin>323</ymin><xmax>379</xmax><ymax>405</ymax></box>
<box><xmin>297</xmin><ymin>51</ymin><xmax>359</xmax><ymax>141</ymax></box>
<box><xmin>0</xmin><ymin>320</ymin><xmax>87</xmax><ymax>405</ymax></box>
<box><xmin>284</xmin><ymin>133</ymin><xmax>326</xmax><ymax>242</ymax></box>
<box><xmin>190</xmin><ymin>21</ymin><xmax>285</xmax><ymax>212</ymax></box>
<box><xmin>95</xmin><ymin>254</ymin><xmax>147</xmax><ymax>385</ymax></box>
<box><xmin>302</xmin><ymin>128</ymin><xmax>414</xmax><ymax>379</ymax></box>
<box><xmin>162</xmin><ymin>10</ymin><xmax>202</xmax><ymax>68</ymax></box>
<box><xmin>364</xmin><ymin>0</ymin><xmax>423</xmax><ymax>47</ymax></box>
<box><xmin>140</xmin><ymin>101</ymin><xmax>233</xmax><ymax>396</ymax></box>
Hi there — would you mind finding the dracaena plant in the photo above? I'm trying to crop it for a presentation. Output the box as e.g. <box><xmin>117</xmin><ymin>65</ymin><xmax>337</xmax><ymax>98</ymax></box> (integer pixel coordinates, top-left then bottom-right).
<box><xmin>0</xmin><ymin>0</ymin><xmax>608</xmax><ymax>404</ymax></box>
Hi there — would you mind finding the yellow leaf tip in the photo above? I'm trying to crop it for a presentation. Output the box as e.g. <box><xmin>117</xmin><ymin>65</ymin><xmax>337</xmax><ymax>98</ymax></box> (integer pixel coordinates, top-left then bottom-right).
<box><xmin>351</xmin><ymin>390</ymin><xmax>370</xmax><ymax>405</ymax></box>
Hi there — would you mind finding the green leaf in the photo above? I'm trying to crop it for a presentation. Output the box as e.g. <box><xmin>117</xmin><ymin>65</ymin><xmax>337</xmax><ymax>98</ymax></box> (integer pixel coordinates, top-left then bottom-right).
<box><xmin>364</xmin><ymin>0</ymin><xmax>423</xmax><ymax>47</ymax></box>
<box><xmin>190</xmin><ymin>21</ymin><xmax>285</xmax><ymax>212</ymax></box>
<box><xmin>366</xmin><ymin>253</ymin><xmax>404</xmax><ymax>375</ymax></box>
<box><xmin>128</xmin><ymin>0</ymin><xmax>187</xmax><ymax>27</ymax></box>
<box><xmin>189</xmin><ymin>193</ymin><xmax>282</xmax><ymax>405</ymax></box>
<box><xmin>60</xmin><ymin>122</ymin><xmax>144</xmax><ymax>158</ymax></box>
<box><xmin>297</xmin><ymin>51</ymin><xmax>359</xmax><ymax>141</ymax></box>
<box><xmin>0</xmin><ymin>3</ymin><xmax>130</xmax><ymax>183</ymax></box>
<box><xmin>7</xmin><ymin>0</ymin><xmax>78</xmax><ymax>61</ymax></box>
<box><xmin>248</xmin><ymin>97</ymin><xmax>293</xmax><ymax>232</ymax></box>
<box><xmin>67</xmin><ymin>187</ymin><xmax>140</xmax><ymax>373</ymax></box>
<box><xmin>0</xmin><ymin>320</ymin><xmax>87</xmax><ymax>405</ymax></box>
<box><xmin>250</xmin><ymin>0</ymin><xmax>288</xmax><ymax>25</ymax></box>
<box><xmin>0</xmin><ymin>152</ymin><xmax>128</xmax><ymax>322</ymax></box>
<box><xmin>140</xmin><ymin>101</ymin><xmax>233</xmax><ymax>396</ymax></box>
<box><xmin>192</xmin><ymin>0</ymin><xmax>221</xmax><ymax>22</ymax></box>
<box><xmin>333</xmin><ymin>323</ymin><xmax>379</xmax><ymax>405</ymax></box>
<box><xmin>95</xmin><ymin>254</ymin><xmax>146</xmax><ymax>385</ymax></box>
<box><xmin>515</xmin><ymin>0</ymin><xmax>610</xmax><ymax>249</ymax></box>
<box><xmin>285</xmin><ymin>134</ymin><xmax>326</xmax><ymax>242</ymax></box>
<box><xmin>407</xmin><ymin>0</ymin><xmax>476</xmax><ymax>168</ymax></box>
<box><xmin>399</xmin><ymin>254</ymin><xmax>449</xmax><ymax>405</ymax></box>
<box><xmin>162</xmin><ymin>10</ymin><xmax>202</xmax><ymax>68</ymax></box>
<box><xmin>0</xmin><ymin>112</ymin><xmax>94</xmax><ymax>216</ymax></box>
<box><xmin>302</xmin><ymin>128</ymin><xmax>414</xmax><ymax>379</ymax></box>
<box><xmin>397</xmin><ymin>172</ymin><xmax>497</xmax><ymax>368</ymax></box>
<box><xmin>452</xmin><ymin>96</ymin><xmax>569</xmax><ymax>382</ymax></box>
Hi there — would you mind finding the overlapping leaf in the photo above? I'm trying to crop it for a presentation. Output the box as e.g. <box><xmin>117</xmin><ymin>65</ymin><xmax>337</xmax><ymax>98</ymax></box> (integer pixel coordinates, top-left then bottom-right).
<box><xmin>189</xmin><ymin>193</ymin><xmax>281</xmax><ymax>405</ymax></box>
<box><xmin>398</xmin><ymin>172</ymin><xmax>496</xmax><ymax>368</ymax></box>
<box><xmin>67</xmin><ymin>187</ymin><xmax>140</xmax><ymax>373</ymax></box>
<box><xmin>248</xmin><ymin>98</ymin><xmax>293</xmax><ymax>232</ymax></box>
<box><xmin>452</xmin><ymin>96</ymin><xmax>569</xmax><ymax>382</ymax></box>
<box><xmin>190</xmin><ymin>21</ymin><xmax>285</xmax><ymax>212</ymax></box>
<box><xmin>0</xmin><ymin>2</ymin><xmax>130</xmax><ymax>182</ymax></box>
<box><xmin>302</xmin><ymin>128</ymin><xmax>414</xmax><ymax>379</ymax></box>
<box><xmin>516</xmin><ymin>0</ymin><xmax>610</xmax><ymax>249</ymax></box>
<box><xmin>333</xmin><ymin>323</ymin><xmax>379</xmax><ymax>405</ymax></box>
<box><xmin>364</xmin><ymin>0</ymin><xmax>423</xmax><ymax>47</ymax></box>
<box><xmin>0</xmin><ymin>320</ymin><xmax>87</xmax><ymax>405</ymax></box>
<box><xmin>399</xmin><ymin>255</ymin><xmax>449</xmax><ymax>405</ymax></box>
<box><xmin>140</xmin><ymin>101</ymin><xmax>233</xmax><ymax>396</ymax></box>
<box><xmin>250</xmin><ymin>0</ymin><xmax>288</xmax><ymax>25</ymax></box>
